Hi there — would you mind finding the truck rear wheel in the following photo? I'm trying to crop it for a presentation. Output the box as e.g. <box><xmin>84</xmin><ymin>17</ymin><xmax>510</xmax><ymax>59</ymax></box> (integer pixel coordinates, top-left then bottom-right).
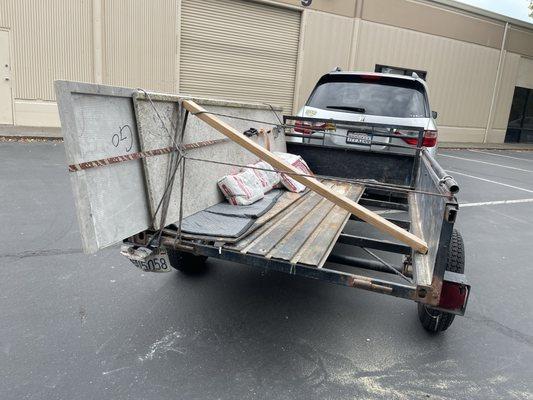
<box><xmin>167</xmin><ymin>248</ymin><xmax>208</xmax><ymax>275</ymax></box>
<box><xmin>418</xmin><ymin>229</ymin><xmax>465</xmax><ymax>333</ymax></box>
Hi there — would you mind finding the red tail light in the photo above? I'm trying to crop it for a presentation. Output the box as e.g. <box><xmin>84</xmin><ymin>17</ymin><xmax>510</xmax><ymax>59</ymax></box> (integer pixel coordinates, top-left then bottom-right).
<box><xmin>422</xmin><ymin>130</ymin><xmax>438</xmax><ymax>147</ymax></box>
<box><xmin>394</xmin><ymin>129</ymin><xmax>438</xmax><ymax>147</ymax></box>
<box><xmin>294</xmin><ymin>120</ymin><xmax>311</xmax><ymax>135</ymax></box>
<box><xmin>294</xmin><ymin>120</ymin><xmax>327</xmax><ymax>135</ymax></box>
<box><xmin>438</xmin><ymin>280</ymin><xmax>469</xmax><ymax>311</ymax></box>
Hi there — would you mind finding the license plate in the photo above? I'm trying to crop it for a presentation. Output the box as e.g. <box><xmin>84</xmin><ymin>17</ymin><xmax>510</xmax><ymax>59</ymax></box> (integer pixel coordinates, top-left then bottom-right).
<box><xmin>346</xmin><ymin>131</ymin><xmax>371</xmax><ymax>145</ymax></box>
<box><xmin>120</xmin><ymin>245</ymin><xmax>172</xmax><ymax>273</ymax></box>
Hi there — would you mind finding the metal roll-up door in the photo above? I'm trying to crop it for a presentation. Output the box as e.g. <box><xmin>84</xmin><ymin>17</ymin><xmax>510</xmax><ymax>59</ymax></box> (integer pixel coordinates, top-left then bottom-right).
<box><xmin>180</xmin><ymin>0</ymin><xmax>301</xmax><ymax>112</ymax></box>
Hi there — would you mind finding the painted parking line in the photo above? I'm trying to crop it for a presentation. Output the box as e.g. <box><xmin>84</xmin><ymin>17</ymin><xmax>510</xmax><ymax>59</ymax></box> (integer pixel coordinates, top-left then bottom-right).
<box><xmin>440</xmin><ymin>154</ymin><xmax>533</xmax><ymax>173</ymax></box>
<box><xmin>461</xmin><ymin>198</ymin><xmax>533</xmax><ymax>208</ymax></box>
<box><xmin>447</xmin><ymin>170</ymin><xmax>533</xmax><ymax>194</ymax></box>
<box><xmin>468</xmin><ymin>149</ymin><xmax>533</xmax><ymax>163</ymax></box>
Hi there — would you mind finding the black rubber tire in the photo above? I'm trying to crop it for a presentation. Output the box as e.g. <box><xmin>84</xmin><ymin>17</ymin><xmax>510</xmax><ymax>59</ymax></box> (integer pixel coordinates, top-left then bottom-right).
<box><xmin>167</xmin><ymin>248</ymin><xmax>208</xmax><ymax>275</ymax></box>
<box><xmin>418</xmin><ymin>229</ymin><xmax>465</xmax><ymax>333</ymax></box>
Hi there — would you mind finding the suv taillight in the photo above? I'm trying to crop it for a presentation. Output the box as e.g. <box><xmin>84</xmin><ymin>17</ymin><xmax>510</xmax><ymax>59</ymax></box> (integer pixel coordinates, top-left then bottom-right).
<box><xmin>422</xmin><ymin>130</ymin><xmax>438</xmax><ymax>147</ymax></box>
<box><xmin>394</xmin><ymin>129</ymin><xmax>438</xmax><ymax>147</ymax></box>
<box><xmin>294</xmin><ymin>120</ymin><xmax>327</xmax><ymax>135</ymax></box>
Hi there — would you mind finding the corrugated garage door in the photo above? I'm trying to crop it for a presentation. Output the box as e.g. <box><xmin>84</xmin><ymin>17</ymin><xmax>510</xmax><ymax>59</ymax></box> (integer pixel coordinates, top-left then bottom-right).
<box><xmin>180</xmin><ymin>0</ymin><xmax>301</xmax><ymax>112</ymax></box>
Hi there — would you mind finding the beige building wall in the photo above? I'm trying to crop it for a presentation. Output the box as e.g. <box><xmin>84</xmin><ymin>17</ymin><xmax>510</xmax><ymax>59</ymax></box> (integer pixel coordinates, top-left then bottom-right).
<box><xmin>0</xmin><ymin>0</ymin><xmax>177</xmax><ymax>129</ymax></box>
<box><xmin>361</xmin><ymin>0</ymin><xmax>505</xmax><ymax>49</ymax></box>
<box><xmin>0</xmin><ymin>0</ymin><xmax>532</xmax><ymax>143</ymax></box>
<box><xmin>489</xmin><ymin>52</ymin><xmax>521</xmax><ymax>142</ymax></box>
<box><xmin>295</xmin><ymin>10</ymin><xmax>354</xmax><ymax>110</ymax></box>
<box><xmin>101</xmin><ymin>0</ymin><xmax>176</xmax><ymax>92</ymax></box>
<box><xmin>516</xmin><ymin>57</ymin><xmax>533</xmax><ymax>89</ymax></box>
<box><xmin>0</xmin><ymin>0</ymin><xmax>93</xmax><ymax>127</ymax></box>
<box><xmin>353</xmin><ymin>20</ymin><xmax>500</xmax><ymax>142</ymax></box>
<box><xmin>273</xmin><ymin>0</ymin><xmax>357</xmax><ymax>17</ymax></box>
<box><xmin>507</xmin><ymin>26</ymin><xmax>533</xmax><ymax>57</ymax></box>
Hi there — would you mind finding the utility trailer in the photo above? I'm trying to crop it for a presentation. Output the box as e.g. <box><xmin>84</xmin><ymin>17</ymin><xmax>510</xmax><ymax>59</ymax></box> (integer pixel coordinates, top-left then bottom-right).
<box><xmin>56</xmin><ymin>81</ymin><xmax>469</xmax><ymax>333</ymax></box>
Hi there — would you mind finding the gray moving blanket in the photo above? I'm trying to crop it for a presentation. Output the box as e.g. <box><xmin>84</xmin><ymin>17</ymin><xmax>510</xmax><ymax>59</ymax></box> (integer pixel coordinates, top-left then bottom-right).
<box><xmin>179</xmin><ymin>211</ymin><xmax>255</xmax><ymax>238</ymax></box>
<box><xmin>205</xmin><ymin>190</ymin><xmax>283</xmax><ymax>218</ymax></box>
<box><xmin>179</xmin><ymin>190</ymin><xmax>284</xmax><ymax>238</ymax></box>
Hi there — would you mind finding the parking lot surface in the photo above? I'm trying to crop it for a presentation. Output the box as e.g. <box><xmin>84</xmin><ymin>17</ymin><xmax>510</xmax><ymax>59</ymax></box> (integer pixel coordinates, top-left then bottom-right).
<box><xmin>1</xmin><ymin>142</ymin><xmax>532</xmax><ymax>400</ymax></box>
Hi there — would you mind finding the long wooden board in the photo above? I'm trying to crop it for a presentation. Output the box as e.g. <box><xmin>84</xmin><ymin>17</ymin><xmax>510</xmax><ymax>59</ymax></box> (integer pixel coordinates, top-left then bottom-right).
<box><xmin>182</xmin><ymin>100</ymin><xmax>428</xmax><ymax>254</ymax></box>
<box><xmin>245</xmin><ymin>185</ymin><xmax>333</xmax><ymax>257</ymax></box>
<box><xmin>294</xmin><ymin>184</ymin><xmax>364</xmax><ymax>267</ymax></box>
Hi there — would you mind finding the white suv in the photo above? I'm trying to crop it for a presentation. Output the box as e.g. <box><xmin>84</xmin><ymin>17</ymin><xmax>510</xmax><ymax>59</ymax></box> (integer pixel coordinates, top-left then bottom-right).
<box><xmin>295</xmin><ymin>71</ymin><xmax>438</xmax><ymax>156</ymax></box>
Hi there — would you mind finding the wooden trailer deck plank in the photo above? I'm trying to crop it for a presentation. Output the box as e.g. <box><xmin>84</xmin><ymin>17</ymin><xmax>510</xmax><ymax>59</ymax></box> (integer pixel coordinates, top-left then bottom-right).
<box><xmin>266</xmin><ymin>184</ymin><xmax>351</xmax><ymax>261</ymax></box>
<box><xmin>239</xmin><ymin>181</ymin><xmax>364</xmax><ymax>266</ymax></box>
<box><xmin>228</xmin><ymin>191</ymin><xmax>311</xmax><ymax>251</ymax></box>
<box><xmin>244</xmin><ymin>182</ymin><xmax>336</xmax><ymax>256</ymax></box>
<box><xmin>298</xmin><ymin>184</ymin><xmax>365</xmax><ymax>267</ymax></box>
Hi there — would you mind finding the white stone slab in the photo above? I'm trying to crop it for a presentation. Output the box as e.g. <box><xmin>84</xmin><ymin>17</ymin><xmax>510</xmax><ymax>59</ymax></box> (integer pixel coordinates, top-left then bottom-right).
<box><xmin>55</xmin><ymin>81</ymin><xmax>286</xmax><ymax>253</ymax></box>
<box><xmin>133</xmin><ymin>93</ymin><xmax>286</xmax><ymax>228</ymax></box>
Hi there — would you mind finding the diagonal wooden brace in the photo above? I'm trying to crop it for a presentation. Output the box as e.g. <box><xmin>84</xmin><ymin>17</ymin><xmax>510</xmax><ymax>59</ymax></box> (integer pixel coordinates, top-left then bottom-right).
<box><xmin>182</xmin><ymin>100</ymin><xmax>428</xmax><ymax>254</ymax></box>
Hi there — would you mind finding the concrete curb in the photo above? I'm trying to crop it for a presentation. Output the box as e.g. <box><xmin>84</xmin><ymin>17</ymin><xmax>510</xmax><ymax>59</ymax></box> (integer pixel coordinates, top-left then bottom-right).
<box><xmin>0</xmin><ymin>135</ymin><xmax>63</xmax><ymax>143</ymax></box>
<box><xmin>439</xmin><ymin>142</ymin><xmax>533</xmax><ymax>150</ymax></box>
<box><xmin>0</xmin><ymin>125</ymin><xmax>61</xmax><ymax>139</ymax></box>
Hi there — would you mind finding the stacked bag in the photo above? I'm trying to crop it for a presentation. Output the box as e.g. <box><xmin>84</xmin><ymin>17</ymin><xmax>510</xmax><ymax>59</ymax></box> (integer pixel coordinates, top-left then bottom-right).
<box><xmin>217</xmin><ymin>152</ymin><xmax>313</xmax><ymax>206</ymax></box>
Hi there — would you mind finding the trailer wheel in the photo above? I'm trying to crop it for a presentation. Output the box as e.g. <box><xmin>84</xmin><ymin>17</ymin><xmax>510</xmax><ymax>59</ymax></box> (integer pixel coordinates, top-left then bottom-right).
<box><xmin>418</xmin><ymin>229</ymin><xmax>465</xmax><ymax>333</ymax></box>
<box><xmin>167</xmin><ymin>249</ymin><xmax>208</xmax><ymax>275</ymax></box>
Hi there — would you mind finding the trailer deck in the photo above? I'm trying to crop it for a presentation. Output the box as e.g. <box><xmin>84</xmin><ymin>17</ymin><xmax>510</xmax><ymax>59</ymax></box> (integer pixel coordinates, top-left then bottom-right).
<box><xmin>158</xmin><ymin>179</ymin><xmax>419</xmax><ymax>302</ymax></box>
<box><xmin>159</xmin><ymin>180</ymin><xmax>364</xmax><ymax>268</ymax></box>
<box><xmin>228</xmin><ymin>181</ymin><xmax>364</xmax><ymax>266</ymax></box>
<box><xmin>155</xmin><ymin>176</ymin><xmax>422</xmax><ymax>299</ymax></box>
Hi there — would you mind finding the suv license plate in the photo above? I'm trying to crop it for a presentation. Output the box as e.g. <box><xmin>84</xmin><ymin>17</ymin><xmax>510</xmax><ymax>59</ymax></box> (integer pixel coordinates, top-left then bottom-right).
<box><xmin>346</xmin><ymin>131</ymin><xmax>371</xmax><ymax>145</ymax></box>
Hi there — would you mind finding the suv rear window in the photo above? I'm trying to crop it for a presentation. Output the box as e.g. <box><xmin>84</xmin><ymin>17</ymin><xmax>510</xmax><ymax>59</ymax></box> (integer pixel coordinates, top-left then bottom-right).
<box><xmin>306</xmin><ymin>76</ymin><xmax>429</xmax><ymax>118</ymax></box>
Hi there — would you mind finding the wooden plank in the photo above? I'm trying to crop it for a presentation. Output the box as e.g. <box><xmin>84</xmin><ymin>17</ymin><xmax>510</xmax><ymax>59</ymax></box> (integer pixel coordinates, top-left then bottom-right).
<box><xmin>316</xmin><ymin>184</ymin><xmax>366</xmax><ymax>267</ymax></box>
<box><xmin>182</xmin><ymin>100</ymin><xmax>428</xmax><ymax>254</ymax></box>
<box><xmin>267</xmin><ymin>184</ymin><xmax>351</xmax><ymax>261</ymax></box>
<box><xmin>229</xmin><ymin>191</ymin><xmax>309</xmax><ymax>250</ymax></box>
<box><xmin>246</xmin><ymin>191</ymin><xmax>325</xmax><ymax>256</ymax></box>
<box><xmin>267</xmin><ymin>198</ymin><xmax>334</xmax><ymax>260</ymax></box>
<box><xmin>240</xmin><ymin>182</ymin><xmax>335</xmax><ymax>255</ymax></box>
<box><xmin>296</xmin><ymin>184</ymin><xmax>365</xmax><ymax>267</ymax></box>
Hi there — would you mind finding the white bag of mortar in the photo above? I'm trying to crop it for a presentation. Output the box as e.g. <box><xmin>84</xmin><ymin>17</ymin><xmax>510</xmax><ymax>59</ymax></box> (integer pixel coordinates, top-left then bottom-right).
<box><xmin>274</xmin><ymin>152</ymin><xmax>313</xmax><ymax>193</ymax></box>
<box><xmin>218</xmin><ymin>169</ymin><xmax>265</xmax><ymax>205</ymax></box>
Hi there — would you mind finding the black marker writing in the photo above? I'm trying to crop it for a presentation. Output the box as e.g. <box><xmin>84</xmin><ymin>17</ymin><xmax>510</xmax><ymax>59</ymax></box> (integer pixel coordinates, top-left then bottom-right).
<box><xmin>111</xmin><ymin>125</ymin><xmax>133</xmax><ymax>152</ymax></box>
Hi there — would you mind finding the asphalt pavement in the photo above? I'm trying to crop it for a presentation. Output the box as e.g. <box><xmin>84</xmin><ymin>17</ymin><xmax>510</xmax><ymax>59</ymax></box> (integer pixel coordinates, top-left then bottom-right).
<box><xmin>1</xmin><ymin>142</ymin><xmax>532</xmax><ymax>400</ymax></box>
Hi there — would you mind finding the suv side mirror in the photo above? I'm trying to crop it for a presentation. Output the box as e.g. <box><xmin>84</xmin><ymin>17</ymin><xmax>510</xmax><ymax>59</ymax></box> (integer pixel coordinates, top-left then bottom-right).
<box><xmin>432</xmin><ymin>111</ymin><xmax>438</xmax><ymax>119</ymax></box>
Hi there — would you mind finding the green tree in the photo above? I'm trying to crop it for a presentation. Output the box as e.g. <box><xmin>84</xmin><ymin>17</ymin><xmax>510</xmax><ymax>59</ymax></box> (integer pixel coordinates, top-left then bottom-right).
<box><xmin>530</xmin><ymin>0</ymin><xmax>533</xmax><ymax>18</ymax></box>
